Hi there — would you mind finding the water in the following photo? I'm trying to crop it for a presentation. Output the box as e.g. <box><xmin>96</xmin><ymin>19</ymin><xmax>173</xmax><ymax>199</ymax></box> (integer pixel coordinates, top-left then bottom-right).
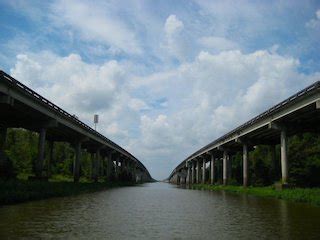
<box><xmin>0</xmin><ymin>182</ymin><xmax>319</xmax><ymax>239</ymax></box>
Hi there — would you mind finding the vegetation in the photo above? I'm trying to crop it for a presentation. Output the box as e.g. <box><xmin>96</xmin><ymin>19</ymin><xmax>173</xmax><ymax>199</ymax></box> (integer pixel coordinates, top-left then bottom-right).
<box><xmin>207</xmin><ymin>132</ymin><xmax>320</xmax><ymax>188</ymax></box>
<box><xmin>0</xmin><ymin>128</ymin><xmax>138</xmax><ymax>205</ymax></box>
<box><xmin>192</xmin><ymin>184</ymin><xmax>320</xmax><ymax>206</ymax></box>
<box><xmin>0</xmin><ymin>178</ymin><xmax>135</xmax><ymax>205</ymax></box>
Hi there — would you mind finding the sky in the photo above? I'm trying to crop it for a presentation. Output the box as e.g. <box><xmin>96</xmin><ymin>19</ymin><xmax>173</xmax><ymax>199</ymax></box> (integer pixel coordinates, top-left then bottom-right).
<box><xmin>0</xmin><ymin>0</ymin><xmax>320</xmax><ymax>180</ymax></box>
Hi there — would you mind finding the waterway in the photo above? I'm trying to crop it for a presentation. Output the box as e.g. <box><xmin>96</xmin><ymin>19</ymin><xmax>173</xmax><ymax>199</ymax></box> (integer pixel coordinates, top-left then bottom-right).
<box><xmin>0</xmin><ymin>182</ymin><xmax>319</xmax><ymax>239</ymax></box>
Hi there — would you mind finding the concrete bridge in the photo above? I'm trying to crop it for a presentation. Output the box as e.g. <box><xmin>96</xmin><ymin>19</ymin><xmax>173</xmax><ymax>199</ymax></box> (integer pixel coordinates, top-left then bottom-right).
<box><xmin>168</xmin><ymin>81</ymin><xmax>320</xmax><ymax>187</ymax></box>
<box><xmin>0</xmin><ymin>70</ymin><xmax>152</xmax><ymax>183</ymax></box>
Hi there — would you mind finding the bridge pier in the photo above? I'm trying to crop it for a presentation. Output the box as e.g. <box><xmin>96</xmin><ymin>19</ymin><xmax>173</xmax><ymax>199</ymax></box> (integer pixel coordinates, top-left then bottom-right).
<box><xmin>243</xmin><ymin>143</ymin><xmax>248</xmax><ymax>187</ymax></box>
<box><xmin>280</xmin><ymin>129</ymin><xmax>288</xmax><ymax>184</ymax></box>
<box><xmin>210</xmin><ymin>154</ymin><xmax>215</xmax><ymax>185</ymax></box>
<box><xmin>73</xmin><ymin>141</ymin><xmax>81</xmax><ymax>183</ymax></box>
<box><xmin>223</xmin><ymin>150</ymin><xmax>228</xmax><ymax>185</ymax></box>
<box><xmin>35</xmin><ymin>128</ymin><xmax>46</xmax><ymax>178</ymax></box>
<box><xmin>187</xmin><ymin>163</ymin><xmax>191</xmax><ymax>184</ymax></box>
<box><xmin>191</xmin><ymin>161</ymin><xmax>195</xmax><ymax>184</ymax></box>
<box><xmin>196</xmin><ymin>159</ymin><xmax>200</xmax><ymax>184</ymax></box>
<box><xmin>202</xmin><ymin>158</ymin><xmax>206</xmax><ymax>184</ymax></box>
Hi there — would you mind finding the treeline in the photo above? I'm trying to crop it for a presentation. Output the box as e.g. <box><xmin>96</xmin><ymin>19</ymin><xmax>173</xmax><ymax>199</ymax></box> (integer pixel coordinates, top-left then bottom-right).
<box><xmin>225</xmin><ymin>133</ymin><xmax>320</xmax><ymax>187</ymax></box>
<box><xmin>2</xmin><ymin>129</ymin><xmax>320</xmax><ymax>187</ymax></box>
<box><xmin>2</xmin><ymin>128</ymin><xmax>101</xmax><ymax>180</ymax></box>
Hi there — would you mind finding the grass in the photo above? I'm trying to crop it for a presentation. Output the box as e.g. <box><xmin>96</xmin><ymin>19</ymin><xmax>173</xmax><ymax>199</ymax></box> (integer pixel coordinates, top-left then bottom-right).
<box><xmin>192</xmin><ymin>184</ymin><xmax>320</xmax><ymax>206</ymax></box>
<box><xmin>0</xmin><ymin>176</ymin><xmax>136</xmax><ymax>206</ymax></box>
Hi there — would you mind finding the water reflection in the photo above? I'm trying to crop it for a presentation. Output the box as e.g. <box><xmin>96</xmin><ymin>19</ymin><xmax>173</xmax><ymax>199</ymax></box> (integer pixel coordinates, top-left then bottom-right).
<box><xmin>0</xmin><ymin>183</ymin><xmax>319</xmax><ymax>239</ymax></box>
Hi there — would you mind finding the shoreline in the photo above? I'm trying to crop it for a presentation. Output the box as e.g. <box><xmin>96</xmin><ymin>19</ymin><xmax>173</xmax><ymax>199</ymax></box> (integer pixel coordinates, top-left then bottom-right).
<box><xmin>0</xmin><ymin>178</ymin><xmax>136</xmax><ymax>206</ymax></box>
<box><xmin>191</xmin><ymin>184</ymin><xmax>320</xmax><ymax>206</ymax></box>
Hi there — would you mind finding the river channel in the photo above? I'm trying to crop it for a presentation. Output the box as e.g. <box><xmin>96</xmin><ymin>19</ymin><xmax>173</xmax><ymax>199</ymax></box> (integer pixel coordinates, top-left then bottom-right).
<box><xmin>0</xmin><ymin>182</ymin><xmax>319</xmax><ymax>239</ymax></box>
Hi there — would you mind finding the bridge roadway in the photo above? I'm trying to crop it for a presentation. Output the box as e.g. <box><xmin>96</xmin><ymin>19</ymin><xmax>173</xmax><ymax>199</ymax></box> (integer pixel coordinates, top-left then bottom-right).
<box><xmin>0</xmin><ymin>70</ymin><xmax>152</xmax><ymax>182</ymax></box>
<box><xmin>169</xmin><ymin>81</ymin><xmax>320</xmax><ymax>186</ymax></box>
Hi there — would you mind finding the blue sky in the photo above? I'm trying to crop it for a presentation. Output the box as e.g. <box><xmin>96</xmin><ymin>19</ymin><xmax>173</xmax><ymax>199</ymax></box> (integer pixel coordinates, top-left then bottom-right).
<box><xmin>1</xmin><ymin>0</ymin><xmax>320</xmax><ymax>179</ymax></box>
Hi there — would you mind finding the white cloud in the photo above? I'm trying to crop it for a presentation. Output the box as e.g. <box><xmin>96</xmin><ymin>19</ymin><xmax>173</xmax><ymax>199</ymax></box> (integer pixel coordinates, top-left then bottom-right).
<box><xmin>10</xmin><ymin>51</ymin><xmax>139</xmax><ymax>144</ymax></box>
<box><xmin>128</xmin><ymin>50</ymin><xmax>320</xmax><ymax>178</ymax></box>
<box><xmin>306</xmin><ymin>9</ymin><xmax>320</xmax><ymax>29</ymax></box>
<box><xmin>128</xmin><ymin>98</ymin><xmax>149</xmax><ymax>111</ymax></box>
<box><xmin>164</xmin><ymin>15</ymin><xmax>184</xmax><ymax>36</ymax></box>
<box><xmin>50</xmin><ymin>0</ymin><xmax>142</xmax><ymax>55</ymax></box>
<box><xmin>162</xmin><ymin>14</ymin><xmax>190</xmax><ymax>61</ymax></box>
<box><xmin>198</xmin><ymin>36</ymin><xmax>239</xmax><ymax>52</ymax></box>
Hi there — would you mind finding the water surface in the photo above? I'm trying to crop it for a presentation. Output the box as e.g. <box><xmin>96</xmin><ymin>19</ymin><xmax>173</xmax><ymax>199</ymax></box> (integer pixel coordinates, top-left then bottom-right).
<box><xmin>0</xmin><ymin>182</ymin><xmax>319</xmax><ymax>239</ymax></box>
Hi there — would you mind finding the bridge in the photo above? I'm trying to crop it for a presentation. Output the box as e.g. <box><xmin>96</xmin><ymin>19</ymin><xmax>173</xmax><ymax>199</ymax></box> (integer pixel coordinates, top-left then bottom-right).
<box><xmin>168</xmin><ymin>81</ymin><xmax>320</xmax><ymax>187</ymax></box>
<box><xmin>0</xmin><ymin>70</ymin><xmax>152</xmax><ymax>183</ymax></box>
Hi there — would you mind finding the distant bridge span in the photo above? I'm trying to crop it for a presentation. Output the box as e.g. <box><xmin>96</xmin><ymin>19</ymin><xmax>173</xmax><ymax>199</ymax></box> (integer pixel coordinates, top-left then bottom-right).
<box><xmin>169</xmin><ymin>81</ymin><xmax>320</xmax><ymax>186</ymax></box>
<box><xmin>0</xmin><ymin>70</ymin><xmax>152</xmax><ymax>182</ymax></box>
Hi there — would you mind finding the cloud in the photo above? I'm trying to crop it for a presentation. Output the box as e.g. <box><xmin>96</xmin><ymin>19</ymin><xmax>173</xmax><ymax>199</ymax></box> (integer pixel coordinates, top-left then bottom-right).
<box><xmin>198</xmin><ymin>36</ymin><xmax>239</xmax><ymax>52</ymax></box>
<box><xmin>128</xmin><ymin>50</ymin><xmax>320</xmax><ymax>178</ymax></box>
<box><xmin>162</xmin><ymin>14</ymin><xmax>190</xmax><ymax>62</ymax></box>
<box><xmin>164</xmin><ymin>15</ymin><xmax>184</xmax><ymax>36</ymax></box>
<box><xmin>306</xmin><ymin>9</ymin><xmax>320</xmax><ymax>29</ymax></box>
<box><xmin>50</xmin><ymin>0</ymin><xmax>142</xmax><ymax>55</ymax></box>
<box><xmin>9</xmin><ymin>51</ymin><xmax>141</xmax><ymax>145</ymax></box>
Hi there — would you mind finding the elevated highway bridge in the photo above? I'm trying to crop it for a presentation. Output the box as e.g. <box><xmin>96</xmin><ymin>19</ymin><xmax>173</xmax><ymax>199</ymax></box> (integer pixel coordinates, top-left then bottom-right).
<box><xmin>0</xmin><ymin>70</ymin><xmax>152</xmax><ymax>183</ymax></box>
<box><xmin>169</xmin><ymin>81</ymin><xmax>320</xmax><ymax>187</ymax></box>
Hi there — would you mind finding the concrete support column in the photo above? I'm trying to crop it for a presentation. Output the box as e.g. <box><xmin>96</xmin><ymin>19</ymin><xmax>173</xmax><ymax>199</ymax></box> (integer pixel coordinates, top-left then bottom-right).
<box><xmin>243</xmin><ymin>143</ymin><xmax>248</xmax><ymax>187</ymax></box>
<box><xmin>0</xmin><ymin>127</ymin><xmax>7</xmax><ymax>150</ymax></box>
<box><xmin>35</xmin><ymin>128</ymin><xmax>46</xmax><ymax>178</ymax></box>
<box><xmin>73</xmin><ymin>141</ymin><xmax>81</xmax><ymax>183</ymax></box>
<box><xmin>202</xmin><ymin>158</ymin><xmax>206</xmax><ymax>184</ymax></box>
<box><xmin>280</xmin><ymin>129</ymin><xmax>288</xmax><ymax>184</ymax></box>
<box><xmin>196</xmin><ymin>160</ymin><xmax>200</xmax><ymax>184</ymax></box>
<box><xmin>191</xmin><ymin>161</ymin><xmax>195</xmax><ymax>184</ymax></box>
<box><xmin>210</xmin><ymin>154</ymin><xmax>215</xmax><ymax>185</ymax></box>
<box><xmin>187</xmin><ymin>164</ymin><xmax>190</xmax><ymax>184</ymax></box>
<box><xmin>223</xmin><ymin>150</ymin><xmax>228</xmax><ymax>185</ymax></box>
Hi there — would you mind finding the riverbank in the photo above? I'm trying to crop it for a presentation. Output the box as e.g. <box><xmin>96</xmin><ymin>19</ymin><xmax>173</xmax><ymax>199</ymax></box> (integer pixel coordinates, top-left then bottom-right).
<box><xmin>192</xmin><ymin>184</ymin><xmax>320</xmax><ymax>206</ymax></box>
<box><xmin>0</xmin><ymin>178</ymin><xmax>136</xmax><ymax>205</ymax></box>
